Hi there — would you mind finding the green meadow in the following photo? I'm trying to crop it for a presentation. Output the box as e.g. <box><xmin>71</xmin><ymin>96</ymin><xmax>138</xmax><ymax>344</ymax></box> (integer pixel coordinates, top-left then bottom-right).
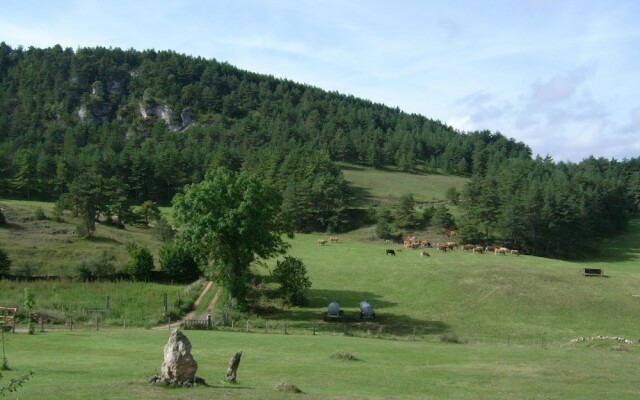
<box><xmin>1</xmin><ymin>329</ymin><xmax>639</xmax><ymax>400</ymax></box>
<box><xmin>2</xmin><ymin>187</ymin><xmax>640</xmax><ymax>398</ymax></box>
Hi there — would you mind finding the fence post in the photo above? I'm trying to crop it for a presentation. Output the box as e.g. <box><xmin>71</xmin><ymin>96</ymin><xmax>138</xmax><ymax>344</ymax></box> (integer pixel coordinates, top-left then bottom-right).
<box><xmin>285</xmin><ymin>322</ymin><xmax>288</xmax><ymax>335</ymax></box>
<box><xmin>96</xmin><ymin>314</ymin><xmax>99</xmax><ymax>331</ymax></box>
<box><xmin>246</xmin><ymin>320</ymin><xmax>249</xmax><ymax>333</ymax></box>
<box><xmin>231</xmin><ymin>320</ymin><xmax>234</xmax><ymax>331</ymax></box>
<box><xmin>343</xmin><ymin>324</ymin><xmax>348</xmax><ymax>335</ymax></box>
<box><xmin>168</xmin><ymin>318</ymin><xmax>171</xmax><ymax>331</ymax></box>
<box><xmin>265</xmin><ymin>320</ymin><xmax>268</xmax><ymax>333</ymax></box>
<box><xmin>412</xmin><ymin>326</ymin><xmax>416</xmax><ymax>341</ymax></box>
<box><xmin>312</xmin><ymin>324</ymin><xmax>316</xmax><ymax>336</ymax></box>
<box><xmin>123</xmin><ymin>317</ymin><xmax>127</xmax><ymax>330</ymax></box>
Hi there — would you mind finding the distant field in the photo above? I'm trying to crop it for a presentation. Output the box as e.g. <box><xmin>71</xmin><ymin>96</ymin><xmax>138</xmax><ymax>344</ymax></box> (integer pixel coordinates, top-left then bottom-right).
<box><xmin>2</xmin><ymin>329</ymin><xmax>638</xmax><ymax>400</ymax></box>
<box><xmin>340</xmin><ymin>164</ymin><xmax>469</xmax><ymax>206</ymax></box>
<box><xmin>254</xmin><ymin>220</ymin><xmax>640</xmax><ymax>343</ymax></box>
<box><xmin>0</xmin><ymin>199</ymin><xmax>166</xmax><ymax>276</ymax></box>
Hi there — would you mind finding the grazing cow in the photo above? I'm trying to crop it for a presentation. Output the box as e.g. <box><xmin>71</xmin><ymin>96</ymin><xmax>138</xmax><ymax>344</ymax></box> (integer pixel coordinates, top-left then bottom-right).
<box><xmin>495</xmin><ymin>248</ymin><xmax>507</xmax><ymax>255</ymax></box>
<box><xmin>462</xmin><ymin>244</ymin><xmax>475</xmax><ymax>251</ymax></box>
<box><xmin>318</xmin><ymin>239</ymin><xmax>327</xmax><ymax>245</ymax></box>
<box><xmin>403</xmin><ymin>240</ymin><xmax>412</xmax><ymax>248</ymax></box>
<box><xmin>409</xmin><ymin>242</ymin><xmax>421</xmax><ymax>249</ymax></box>
<box><xmin>437</xmin><ymin>243</ymin><xmax>447</xmax><ymax>252</ymax></box>
<box><xmin>420</xmin><ymin>251</ymin><xmax>430</xmax><ymax>257</ymax></box>
<box><xmin>386</xmin><ymin>249</ymin><xmax>396</xmax><ymax>256</ymax></box>
<box><xmin>473</xmin><ymin>246</ymin><xmax>484</xmax><ymax>254</ymax></box>
<box><xmin>446</xmin><ymin>242</ymin><xmax>457</xmax><ymax>250</ymax></box>
<box><xmin>329</xmin><ymin>236</ymin><xmax>338</xmax><ymax>242</ymax></box>
<box><xmin>485</xmin><ymin>245</ymin><xmax>495</xmax><ymax>252</ymax></box>
<box><xmin>511</xmin><ymin>249</ymin><xmax>520</xmax><ymax>256</ymax></box>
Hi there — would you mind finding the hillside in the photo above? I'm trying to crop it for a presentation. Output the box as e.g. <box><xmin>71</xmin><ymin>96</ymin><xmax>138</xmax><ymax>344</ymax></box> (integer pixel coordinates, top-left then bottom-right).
<box><xmin>0</xmin><ymin>42</ymin><xmax>530</xmax><ymax>207</ymax></box>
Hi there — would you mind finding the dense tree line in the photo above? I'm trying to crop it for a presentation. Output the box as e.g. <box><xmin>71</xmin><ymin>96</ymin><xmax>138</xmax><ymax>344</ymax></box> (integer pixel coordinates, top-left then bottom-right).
<box><xmin>458</xmin><ymin>156</ymin><xmax>637</xmax><ymax>258</ymax></box>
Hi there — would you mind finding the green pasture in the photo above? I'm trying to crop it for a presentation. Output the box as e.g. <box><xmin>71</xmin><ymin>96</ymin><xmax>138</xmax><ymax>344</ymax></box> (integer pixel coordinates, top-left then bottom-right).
<box><xmin>1</xmin><ymin>329</ymin><xmax>639</xmax><ymax>399</ymax></box>
<box><xmin>340</xmin><ymin>164</ymin><xmax>468</xmax><ymax>206</ymax></box>
<box><xmin>255</xmin><ymin>220</ymin><xmax>640</xmax><ymax>343</ymax></box>
<box><xmin>0</xmin><ymin>199</ymin><xmax>165</xmax><ymax>276</ymax></box>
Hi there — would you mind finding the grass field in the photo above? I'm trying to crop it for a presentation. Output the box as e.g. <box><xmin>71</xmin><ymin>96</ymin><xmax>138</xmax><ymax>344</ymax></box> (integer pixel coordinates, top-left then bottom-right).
<box><xmin>1</xmin><ymin>329</ymin><xmax>639</xmax><ymax>400</ymax></box>
<box><xmin>340</xmin><ymin>164</ymin><xmax>469</xmax><ymax>206</ymax></box>
<box><xmin>2</xmin><ymin>184</ymin><xmax>640</xmax><ymax>398</ymax></box>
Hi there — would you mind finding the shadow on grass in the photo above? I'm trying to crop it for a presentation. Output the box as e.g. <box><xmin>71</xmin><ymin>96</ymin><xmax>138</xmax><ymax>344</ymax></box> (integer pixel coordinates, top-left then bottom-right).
<box><xmin>87</xmin><ymin>235</ymin><xmax>122</xmax><ymax>245</ymax></box>
<box><xmin>581</xmin><ymin>220</ymin><xmax>640</xmax><ymax>263</ymax></box>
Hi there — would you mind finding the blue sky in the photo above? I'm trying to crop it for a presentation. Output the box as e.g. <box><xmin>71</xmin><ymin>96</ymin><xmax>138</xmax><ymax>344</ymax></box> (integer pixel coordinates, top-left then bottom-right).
<box><xmin>1</xmin><ymin>0</ymin><xmax>639</xmax><ymax>162</ymax></box>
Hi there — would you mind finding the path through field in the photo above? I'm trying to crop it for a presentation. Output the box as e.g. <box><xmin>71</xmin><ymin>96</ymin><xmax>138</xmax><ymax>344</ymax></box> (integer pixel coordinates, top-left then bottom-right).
<box><xmin>154</xmin><ymin>281</ymin><xmax>221</xmax><ymax>330</ymax></box>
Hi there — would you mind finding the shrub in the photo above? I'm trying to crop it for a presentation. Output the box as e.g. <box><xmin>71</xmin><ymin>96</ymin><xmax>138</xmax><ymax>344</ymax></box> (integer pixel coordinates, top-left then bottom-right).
<box><xmin>33</xmin><ymin>207</ymin><xmax>46</xmax><ymax>221</ymax></box>
<box><xmin>272</xmin><ymin>256</ymin><xmax>311</xmax><ymax>305</ymax></box>
<box><xmin>0</xmin><ymin>208</ymin><xmax>5</xmax><ymax>226</ymax></box>
<box><xmin>15</xmin><ymin>260</ymin><xmax>40</xmax><ymax>278</ymax></box>
<box><xmin>75</xmin><ymin>251</ymin><xmax>116</xmax><ymax>280</ymax></box>
<box><xmin>126</xmin><ymin>242</ymin><xmax>154</xmax><ymax>281</ymax></box>
<box><xmin>159</xmin><ymin>243</ymin><xmax>200</xmax><ymax>282</ymax></box>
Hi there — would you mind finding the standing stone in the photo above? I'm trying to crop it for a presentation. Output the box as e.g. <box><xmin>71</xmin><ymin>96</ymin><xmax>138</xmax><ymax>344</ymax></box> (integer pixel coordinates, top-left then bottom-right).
<box><xmin>160</xmin><ymin>329</ymin><xmax>198</xmax><ymax>384</ymax></box>
<box><xmin>225</xmin><ymin>351</ymin><xmax>242</xmax><ymax>382</ymax></box>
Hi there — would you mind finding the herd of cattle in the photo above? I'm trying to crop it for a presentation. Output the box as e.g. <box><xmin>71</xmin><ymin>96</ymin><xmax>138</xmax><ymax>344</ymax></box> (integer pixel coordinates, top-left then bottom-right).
<box><xmin>317</xmin><ymin>234</ymin><xmax>520</xmax><ymax>257</ymax></box>
<box><xmin>386</xmin><ymin>236</ymin><xmax>520</xmax><ymax>257</ymax></box>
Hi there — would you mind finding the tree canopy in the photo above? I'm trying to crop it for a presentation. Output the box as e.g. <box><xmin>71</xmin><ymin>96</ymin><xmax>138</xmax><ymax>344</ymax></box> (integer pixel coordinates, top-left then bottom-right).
<box><xmin>172</xmin><ymin>167</ymin><xmax>293</xmax><ymax>305</ymax></box>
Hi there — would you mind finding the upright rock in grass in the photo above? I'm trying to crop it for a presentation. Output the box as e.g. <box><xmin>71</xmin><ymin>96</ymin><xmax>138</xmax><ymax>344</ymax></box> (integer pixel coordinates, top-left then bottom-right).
<box><xmin>149</xmin><ymin>329</ymin><xmax>200</xmax><ymax>385</ymax></box>
<box><xmin>225</xmin><ymin>351</ymin><xmax>242</xmax><ymax>382</ymax></box>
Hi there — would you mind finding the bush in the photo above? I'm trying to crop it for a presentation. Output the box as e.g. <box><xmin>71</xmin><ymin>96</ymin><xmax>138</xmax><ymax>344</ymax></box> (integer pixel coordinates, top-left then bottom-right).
<box><xmin>272</xmin><ymin>256</ymin><xmax>311</xmax><ymax>305</ymax></box>
<box><xmin>126</xmin><ymin>242</ymin><xmax>154</xmax><ymax>281</ymax></box>
<box><xmin>33</xmin><ymin>207</ymin><xmax>46</xmax><ymax>221</ymax></box>
<box><xmin>0</xmin><ymin>208</ymin><xmax>6</xmax><ymax>226</ymax></box>
<box><xmin>153</xmin><ymin>217</ymin><xmax>175</xmax><ymax>242</ymax></box>
<box><xmin>15</xmin><ymin>260</ymin><xmax>40</xmax><ymax>278</ymax></box>
<box><xmin>159</xmin><ymin>243</ymin><xmax>200</xmax><ymax>282</ymax></box>
<box><xmin>75</xmin><ymin>251</ymin><xmax>116</xmax><ymax>280</ymax></box>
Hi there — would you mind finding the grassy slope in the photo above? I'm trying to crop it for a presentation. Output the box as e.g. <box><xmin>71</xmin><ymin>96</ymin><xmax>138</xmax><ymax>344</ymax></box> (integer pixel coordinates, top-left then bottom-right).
<box><xmin>2</xmin><ymin>329</ymin><xmax>638</xmax><ymax>400</ymax></box>
<box><xmin>340</xmin><ymin>164</ymin><xmax>469</xmax><ymax>206</ymax></box>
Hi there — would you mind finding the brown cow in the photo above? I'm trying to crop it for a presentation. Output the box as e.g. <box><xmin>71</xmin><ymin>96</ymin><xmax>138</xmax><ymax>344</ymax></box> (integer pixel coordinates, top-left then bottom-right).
<box><xmin>420</xmin><ymin>251</ymin><xmax>430</xmax><ymax>257</ymax></box>
<box><xmin>318</xmin><ymin>239</ymin><xmax>327</xmax><ymax>245</ymax></box>
<box><xmin>437</xmin><ymin>243</ymin><xmax>447</xmax><ymax>252</ymax></box>
<box><xmin>329</xmin><ymin>236</ymin><xmax>338</xmax><ymax>242</ymax></box>
<box><xmin>462</xmin><ymin>244</ymin><xmax>475</xmax><ymax>251</ymax></box>
<box><xmin>472</xmin><ymin>246</ymin><xmax>484</xmax><ymax>254</ymax></box>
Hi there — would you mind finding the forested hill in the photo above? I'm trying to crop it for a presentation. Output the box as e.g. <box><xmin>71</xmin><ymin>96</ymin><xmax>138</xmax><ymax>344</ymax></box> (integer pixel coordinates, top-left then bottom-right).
<box><xmin>0</xmin><ymin>43</ymin><xmax>531</xmax><ymax>200</ymax></box>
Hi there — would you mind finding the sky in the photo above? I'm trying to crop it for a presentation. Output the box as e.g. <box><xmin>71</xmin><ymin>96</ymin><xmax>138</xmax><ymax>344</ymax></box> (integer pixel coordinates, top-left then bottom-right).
<box><xmin>1</xmin><ymin>0</ymin><xmax>639</xmax><ymax>162</ymax></box>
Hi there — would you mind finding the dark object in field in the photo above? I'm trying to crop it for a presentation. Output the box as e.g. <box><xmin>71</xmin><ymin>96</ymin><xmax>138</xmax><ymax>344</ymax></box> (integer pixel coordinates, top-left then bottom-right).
<box><xmin>359</xmin><ymin>300</ymin><xmax>376</xmax><ymax>319</ymax></box>
<box><xmin>226</xmin><ymin>351</ymin><xmax>242</xmax><ymax>382</ymax></box>
<box><xmin>323</xmin><ymin>301</ymin><xmax>344</xmax><ymax>321</ymax></box>
<box><xmin>580</xmin><ymin>268</ymin><xmax>604</xmax><ymax>277</ymax></box>
<box><xmin>386</xmin><ymin>249</ymin><xmax>396</xmax><ymax>256</ymax></box>
<box><xmin>275</xmin><ymin>381</ymin><xmax>303</xmax><ymax>393</ymax></box>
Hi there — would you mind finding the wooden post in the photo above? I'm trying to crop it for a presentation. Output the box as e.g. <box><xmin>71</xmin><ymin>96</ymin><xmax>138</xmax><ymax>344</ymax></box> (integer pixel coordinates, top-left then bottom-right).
<box><xmin>312</xmin><ymin>324</ymin><xmax>316</xmax><ymax>335</ymax></box>
<box><xmin>225</xmin><ymin>351</ymin><xmax>242</xmax><ymax>383</ymax></box>
<box><xmin>246</xmin><ymin>320</ymin><xmax>249</xmax><ymax>333</ymax></box>
<box><xmin>96</xmin><ymin>314</ymin><xmax>99</xmax><ymax>331</ymax></box>
<box><xmin>412</xmin><ymin>326</ymin><xmax>416</xmax><ymax>341</ymax></box>
<box><xmin>284</xmin><ymin>322</ymin><xmax>288</xmax><ymax>335</ymax></box>
<box><xmin>123</xmin><ymin>317</ymin><xmax>127</xmax><ymax>330</ymax></box>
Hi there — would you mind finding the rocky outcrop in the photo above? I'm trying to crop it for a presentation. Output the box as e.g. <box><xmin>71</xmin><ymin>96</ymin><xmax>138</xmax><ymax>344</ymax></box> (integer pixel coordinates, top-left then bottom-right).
<box><xmin>149</xmin><ymin>329</ymin><xmax>204</xmax><ymax>386</ymax></box>
<box><xmin>138</xmin><ymin>103</ymin><xmax>195</xmax><ymax>131</ymax></box>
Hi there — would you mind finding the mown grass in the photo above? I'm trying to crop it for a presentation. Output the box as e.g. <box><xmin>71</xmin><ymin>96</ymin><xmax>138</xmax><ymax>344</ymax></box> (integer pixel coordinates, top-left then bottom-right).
<box><xmin>1</xmin><ymin>329</ymin><xmax>639</xmax><ymax>399</ymax></box>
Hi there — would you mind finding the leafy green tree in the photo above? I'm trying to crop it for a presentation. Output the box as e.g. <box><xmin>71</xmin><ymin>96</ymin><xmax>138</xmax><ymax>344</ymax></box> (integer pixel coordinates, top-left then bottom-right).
<box><xmin>445</xmin><ymin>187</ymin><xmax>461</xmax><ymax>206</ymax></box>
<box><xmin>135</xmin><ymin>200</ymin><xmax>161</xmax><ymax>226</ymax></box>
<box><xmin>159</xmin><ymin>242</ymin><xmax>200</xmax><ymax>283</ymax></box>
<box><xmin>431</xmin><ymin>204</ymin><xmax>455</xmax><ymax>234</ymax></box>
<box><xmin>173</xmin><ymin>167</ymin><xmax>292</xmax><ymax>306</ymax></box>
<box><xmin>272</xmin><ymin>256</ymin><xmax>311</xmax><ymax>305</ymax></box>
<box><xmin>375</xmin><ymin>205</ymin><xmax>395</xmax><ymax>240</ymax></box>
<box><xmin>0</xmin><ymin>248</ymin><xmax>10</xmax><ymax>276</ymax></box>
<box><xmin>153</xmin><ymin>217</ymin><xmax>175</xmax><ymax>242</ymax></box>
<box><xmin>126</xmin><ymin>242</ymin><xmax>154</xmax><ymax>281</ymax></box>
<box><xmin>394</xmin><ymin>193</ymin><xmax>418</xmax><ymax>230</ymax></box>
<box><xmin>67</xmin><ymin>172</ymin><xmax>108</xmax><ymax>238</ymax></box>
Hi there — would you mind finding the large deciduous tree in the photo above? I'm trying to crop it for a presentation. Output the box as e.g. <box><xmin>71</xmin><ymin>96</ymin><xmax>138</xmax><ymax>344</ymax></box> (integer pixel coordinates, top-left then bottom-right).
<box><xmin>172</xmin><ymin>167</ymin><xmax>292</xmax><ymax>306</ymax></box>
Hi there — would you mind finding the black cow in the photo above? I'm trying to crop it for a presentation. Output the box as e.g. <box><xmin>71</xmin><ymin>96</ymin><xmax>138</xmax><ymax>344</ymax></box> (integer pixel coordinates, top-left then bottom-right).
<box><xmin>386</xmin><ymin>249</ymin><xmax>396</xmax><ymax>256</ymax></box>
